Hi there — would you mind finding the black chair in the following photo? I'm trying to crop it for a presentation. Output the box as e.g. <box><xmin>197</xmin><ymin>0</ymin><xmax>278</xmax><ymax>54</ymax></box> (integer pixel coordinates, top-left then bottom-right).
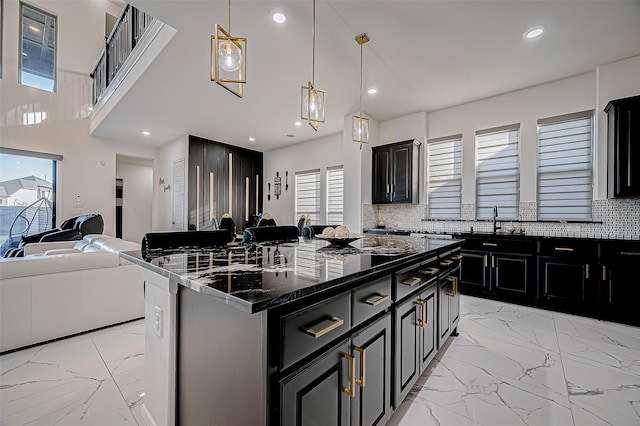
<box><xmin>257</xmin><ymin>213</ymin><xmax>277</xmax><ymax>227</ymax></box>
<box><xmin>219</xmin><ymin>213</ymin><xmax>236</xmax><ymax>235</ymax></box>
<box><xmin>296</xmin><ymin>215</ymin><xmax>308</xmax><ymax>235</ymax></box>
<box><xmin>242</xmin><ymin>226</ymin><xmax>299</xmax><ymax>243</ymax></box>
<box><xmin>141</xmin><ymin>230</ymin><xmax>232</xmax><ymax>260</ymax></box>
<box><xmin>302</xmin><ymin>225</ymin><xmax>335</xmax><ymax>238</ymax></box>
<box><xmin>38</xmin><ymin>214</ymin><xmax>105</xmax><ymax>242</ymax></box>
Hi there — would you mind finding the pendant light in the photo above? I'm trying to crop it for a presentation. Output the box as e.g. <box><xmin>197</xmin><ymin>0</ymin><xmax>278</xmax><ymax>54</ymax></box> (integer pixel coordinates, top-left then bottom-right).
<box><xmin>210</xmin><ymin>0</ymin><xmax>246</xmax><ymax>98</ymax></box>
<box><xmin>352</xmin><ymin>33</ymin><xmax>369</xmax><ymax>148</ymax></box>
<box><xmin>301</xmin><ymin>0</ymin><xmax>325</xmax><ymax>131</ymax></box>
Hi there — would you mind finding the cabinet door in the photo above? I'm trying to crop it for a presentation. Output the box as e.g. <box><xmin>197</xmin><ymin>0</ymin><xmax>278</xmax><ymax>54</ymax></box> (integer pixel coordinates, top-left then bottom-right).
<box><xmin>372</xmin><ymin>149</ymin><xmax>390</xmax><ymax>204</ymax></box>
<box><xmin>539</xmin><ymin>257</ymin><xmax>588</xmax><ymax>312</ymax></box>
<box><xmin>460</xmin><ymin>251</ymin><xmax>490</xmax><ymax>294</ymax></box>
<box><xmin>601</xmin><ymin>265</ymin><xmax>640</xmax><ymax>326</ymax></box>
<box><xmin>438</xmin><ymin>278</ymin><xmax>451</xmax><ymax>342</ymax></box>
<box><xmin>280</xmin><ymin>340</ymin><xmax>351</xmax><ymax>426</ymax></box>
<box><xmin>393</xmin><ymin>295</ymin><xmax>420</xmax><ymax>406</ymax></box>
<box><xmin>610</xmin><ymin>100</ymin><xmax>640</xmax><ymax>197</ymax></box>
<box><xmin>493</xmin><ymin>253</ymin><xmax>533</xmax><ymax>302</ymax></box>
<box><xmin>450</xmin><ymin>275</ymin><xmax>460</xmax><ymax>329</ymax></box>
<box><xmin>351</xmin><ymin>313</ymin><xmax>392</xmax><ymax>426</ymax></box>
<box><xmin>418</xmin><ymin>286</ymin><xmax>437</xmax><ymax>373</ymax></box>
<box><xmin>187</xmin><ymin>140</ymin><xmax>205</xmax><ymax>231</ymax></box>
<box><xmin>203</xmin><ymin>142</ymin><xmax>226</xmax><ymax>230</ymax></box>
<box><xmin>390</xmin><ymin>145</ymin><xmax>412</xmax><ymax>203</ymax></box>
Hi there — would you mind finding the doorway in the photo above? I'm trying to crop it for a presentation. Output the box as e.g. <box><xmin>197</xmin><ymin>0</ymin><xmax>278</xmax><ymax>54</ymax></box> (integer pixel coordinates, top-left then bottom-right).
<box><xmin>115</xmin><ymin>155</ymin><xmax>153</xmax><ymax>243</ymax></box>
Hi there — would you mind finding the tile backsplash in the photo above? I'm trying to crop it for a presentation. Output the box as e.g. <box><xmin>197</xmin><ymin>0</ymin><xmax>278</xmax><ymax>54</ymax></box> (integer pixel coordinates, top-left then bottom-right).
<box><xmin>363</xmin><ymin>199</ymin><xmax>640</xmax><ymax>240</ymax></box>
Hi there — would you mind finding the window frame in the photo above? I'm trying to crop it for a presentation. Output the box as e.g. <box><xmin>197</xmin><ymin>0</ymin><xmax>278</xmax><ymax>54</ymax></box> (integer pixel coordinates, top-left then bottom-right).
<box><xmin>19</xmin><ymin>1</ymin><xmax>58</xmax><ymax>92</ymax></box>
<box><xmin>427</xmin><ymin>134</ymin><xmax>462</xmax><ymax>219</ymax></box>
<box><xmin>326</xmin><ymin>165</ymin><xmax>344</xmax><ymax>226</ymax></box>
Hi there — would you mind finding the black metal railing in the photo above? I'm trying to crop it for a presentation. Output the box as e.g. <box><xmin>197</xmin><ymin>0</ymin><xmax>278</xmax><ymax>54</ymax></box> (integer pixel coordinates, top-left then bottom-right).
<box><xmin>90</xmin><ymin>4</ymin><xmax>155</xmax><ymax>105</ymax></box>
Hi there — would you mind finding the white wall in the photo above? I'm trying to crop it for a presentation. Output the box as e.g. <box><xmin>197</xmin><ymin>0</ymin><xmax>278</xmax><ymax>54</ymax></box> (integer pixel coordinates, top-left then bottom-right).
<box><xmin>116</xmin><ymin>158</ymin><xmax>153</xmax><ymax>243</ymax></box>
<box><xmin>153</xmin><ymin>136</ymin><xmax>189</xmax><ymax>231</ymax></box>
<box><xmin>263</xmin><ymin>133</ymin><xmax>343</xmax><ymax>226</ymax></box>
<box><xmin>0</xmin><ymin>0</ymin><xmax>158</xmax><ymax>236</ymax></box>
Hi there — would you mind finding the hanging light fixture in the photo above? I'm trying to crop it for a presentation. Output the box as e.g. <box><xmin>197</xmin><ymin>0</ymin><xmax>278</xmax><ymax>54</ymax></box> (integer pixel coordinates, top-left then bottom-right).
<box><xmin>301</xmin><ymin>0</ymin><xmax>325</xmax><ymax>131</ymax></box>
<box><xmin>352</xmin><ymin>33</ymin><xmax>370</xmax><ymax>148</ymax></box>
<box><xmin>210</xmin><ymin>0</ymin><xmax>246</xmax><ymax>98</ymax></box>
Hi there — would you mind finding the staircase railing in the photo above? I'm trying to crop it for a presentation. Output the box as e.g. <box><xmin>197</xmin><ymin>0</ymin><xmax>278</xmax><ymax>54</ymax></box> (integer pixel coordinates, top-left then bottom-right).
<box><xmin>90</xmin><ymin>4</ymin><xmax>155</xmax><ymax>105</ymax></box>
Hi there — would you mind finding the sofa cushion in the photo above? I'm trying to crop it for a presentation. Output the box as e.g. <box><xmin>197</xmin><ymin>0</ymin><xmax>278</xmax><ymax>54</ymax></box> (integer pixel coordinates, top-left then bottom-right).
<box><xmin>92</xmin><ymin>238</ymin><xmax>140</xmax><ymax>254</ymax></box>
<box><xmin>83</xmin><ymin>234</ymin><xmax>115</xmax><ymax>244</ymax></box>
<box><xmin>0</xmin><ymin>251</ymin><xmax>120</xmax><ymax>280</ymax></box>
<box><xmin>44</xmin><ymin>248</ymin><xmax>82</xmax><ymax>256</ymax></box>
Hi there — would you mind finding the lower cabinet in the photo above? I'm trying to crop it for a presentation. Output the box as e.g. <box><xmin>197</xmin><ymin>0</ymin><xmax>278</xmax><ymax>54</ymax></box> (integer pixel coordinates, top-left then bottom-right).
<box><xmin>393</xmin><ymin>285</ymin><xmax>437</xmax><ymax>406</ymax></box>
<box><xmin>439</xmin><ymin>269</ymin><xmax>460</xmax><ymax>344</ymax></box>
<box><xmin>599</xmin><ymin>241</ymin><xmax>640</xmax><ymax>326</ymax></box>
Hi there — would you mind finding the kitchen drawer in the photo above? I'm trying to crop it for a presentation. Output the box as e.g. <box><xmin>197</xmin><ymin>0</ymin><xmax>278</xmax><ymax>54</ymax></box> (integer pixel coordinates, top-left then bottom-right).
<box><xmin>395</xmin><ymin>256</ymin><xmax>439</xmax><ymax>301</ymax></box>
<box><xmin>352</xmin><ymin>275</ymin><xmax>392</xmax><ymax>327</ymax></box>
<box><xmin>438</xmin><ymin>250</ymin><xmax>461</xmax><ymax>275</ymax></box>
<box><xmin>463</xmin><ymin>237</ymin><xmax>534</xmax><ymax>254</ymax></box>
<box><xmin>538</xmin><ymin>238</ymin><xmax>598</xmax><ymax>259</ymax></box>
<box><xmin>280</xmin><ymin>293</ymin><xmax>351</xmax><ymax>370</ymax></box>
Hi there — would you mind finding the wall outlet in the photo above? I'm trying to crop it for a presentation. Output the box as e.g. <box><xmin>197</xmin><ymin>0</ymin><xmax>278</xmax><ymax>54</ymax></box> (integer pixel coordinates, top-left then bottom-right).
<box><xmin>154</xmin><ymin>306</ymin><xmax>163</xmax><ymax>337</ymax></box>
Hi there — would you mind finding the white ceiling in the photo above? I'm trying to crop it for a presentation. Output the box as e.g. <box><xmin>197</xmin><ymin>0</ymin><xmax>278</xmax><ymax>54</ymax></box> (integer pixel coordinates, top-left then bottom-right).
<box><xmin>91</xmin><ymin>0</ymin><xmax>640</xmax><ymax>152</ymax></box>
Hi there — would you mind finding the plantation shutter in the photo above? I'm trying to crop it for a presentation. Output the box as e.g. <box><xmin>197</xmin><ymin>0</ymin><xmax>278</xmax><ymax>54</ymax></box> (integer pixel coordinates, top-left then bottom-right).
<box><xmin>295</xmin><ymin>170</ymin><xmax>321</xmax><ymax>223</ymax></box>
<box><xmin>428</xmin><ymin>136</ymin><xmax>462</xmax><ymax>219</ymax></box>
<box><xmin>326</xmin><ymin>166</ymin><xmax>344</xmax><ymax>225</ymax></box>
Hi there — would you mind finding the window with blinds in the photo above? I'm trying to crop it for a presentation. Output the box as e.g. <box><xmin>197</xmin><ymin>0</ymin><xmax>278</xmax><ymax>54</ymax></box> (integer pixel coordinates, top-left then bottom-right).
<box><xmin>295</xmin><ymin>170</ymin><xmax>321</xmax><ymax>223</ymax></box>
<box><xmin>428</xmin><ymin>136</ymin><xmax>462</xmax><ymax>219</ymax></box>
<box><xmin>476</xmin><ymin>125</ymin><xmax>520</xmax><ymax>219</ymax></box>
<box><xmin>326</xmin><ymin>166</ymin><xmax>344</xmax><ymax>225</ymax></box>
<box><xmin>537</xmin><ymin>112</ymin><xmax>593</xmax><ymax>220</ymax></box>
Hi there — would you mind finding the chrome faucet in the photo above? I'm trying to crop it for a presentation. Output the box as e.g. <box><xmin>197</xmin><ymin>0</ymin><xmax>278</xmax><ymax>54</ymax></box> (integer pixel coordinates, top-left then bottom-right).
<box><xmin>493</xmin><ymin>206</ymin><xmax>501</xmax><ymax>234</ymax></box>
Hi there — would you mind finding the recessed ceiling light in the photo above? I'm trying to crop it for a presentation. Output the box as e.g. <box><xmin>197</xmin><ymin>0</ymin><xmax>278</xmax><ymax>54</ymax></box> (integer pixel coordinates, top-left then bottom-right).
<box><xmin>294</xmin><ymin>121</ymin><xmax>302</xmax><ymax>126</ymax></box>
<box><xmin>272</xmin><ymin>10</ymin><xmax>286</xmax><ymax>24</ymax></box>
<box><xmin>367</xmin><ymin>88</ymin><xmax>378</xmax><ymax>95</ymax></box>
<box><xmin>142</xmin><ymin>131</ymin><xmax>151</xmax><ymax>136</ymax></box>
<box><xmin>248</xmin><ymin>137</ymin><xmax>256</xmax><ymax>142</ymax></box>
<box><xmin>525</xmin><ymin>27</ymin><xmax>544</xmax><ymax>39</ymax></box>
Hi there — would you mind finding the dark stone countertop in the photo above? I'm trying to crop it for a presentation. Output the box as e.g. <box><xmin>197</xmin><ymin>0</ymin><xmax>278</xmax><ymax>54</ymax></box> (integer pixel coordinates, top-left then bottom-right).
<box><xmin>120</xmin><ymin>235</ymin><xmax>462</xmax><ymax>314</ymax></box>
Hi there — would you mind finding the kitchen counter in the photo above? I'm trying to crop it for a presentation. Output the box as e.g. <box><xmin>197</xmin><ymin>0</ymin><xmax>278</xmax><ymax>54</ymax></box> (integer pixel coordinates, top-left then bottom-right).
<box><xmin>121</xmin><ymin>235</ymin><xmax>462</xmax><ymax>313</ymax></box>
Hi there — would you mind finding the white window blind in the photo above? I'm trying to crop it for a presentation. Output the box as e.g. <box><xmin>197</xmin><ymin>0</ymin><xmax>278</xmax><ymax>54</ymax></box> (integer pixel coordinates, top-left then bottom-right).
<box><xmin>428</xmin><ymin>136</ymin><xmax>462</xmax><ymax>219</ymax></box>
<box><xmin>326</xmin><ymin>166</ymin><xmax>344</xmax><ymax>225</ymax></box>
<box><xmin>537</xmin><ymin>113</ymin><xmax>593</xmax><ymax>220</ymax></box>
<box><xmin>295</xmin><ymin>170</ymin><xmax>320</xmax><ymax>223</ymax></box>
<box><xmin>476</xmin><ymin>126</ymin><xmax>520</xmax><ymax>219</ymax></box>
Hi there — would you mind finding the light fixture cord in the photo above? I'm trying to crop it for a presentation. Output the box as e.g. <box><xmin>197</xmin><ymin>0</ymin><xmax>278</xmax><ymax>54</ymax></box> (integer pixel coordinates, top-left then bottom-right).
<box><xmin>228</xmin><ymin>0</ymin><xmax>231</xmax><ymax>33</ymax></box>
<box><xmin>359</xmin><ymin>41</ymin><xmax>363</xmax><ymax>118</ymax></box>
<box><xmin>312</xmin><ymin>0</ymin><xmax>315</xmax><ymax>85</ymax></box>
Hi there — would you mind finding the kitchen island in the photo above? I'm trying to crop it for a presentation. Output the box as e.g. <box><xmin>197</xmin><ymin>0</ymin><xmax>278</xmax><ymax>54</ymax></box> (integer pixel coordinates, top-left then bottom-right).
<box><xmin>121</xmin><ymin>234</ymin><xmax>462</xmax><ymax>426</ymax></box>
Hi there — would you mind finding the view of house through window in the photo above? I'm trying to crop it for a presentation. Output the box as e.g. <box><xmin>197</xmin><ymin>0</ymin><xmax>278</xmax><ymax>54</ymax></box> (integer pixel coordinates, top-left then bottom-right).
<box><xmin>20</xmin><ymin>2</ymin><xmax>57</xmax><ymax>92</ymax></box>
<box><xmin>0</xmin><ymin>151</ymin><xmax>56</xmax><ymax>255</ymax></box>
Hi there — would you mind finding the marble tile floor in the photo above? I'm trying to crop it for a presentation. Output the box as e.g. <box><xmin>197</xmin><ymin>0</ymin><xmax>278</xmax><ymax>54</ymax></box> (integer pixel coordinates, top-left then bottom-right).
<box><xmin>2</xmin><ymin>296</ymin><xmax>639</xmax><ymax>425</ymax></box>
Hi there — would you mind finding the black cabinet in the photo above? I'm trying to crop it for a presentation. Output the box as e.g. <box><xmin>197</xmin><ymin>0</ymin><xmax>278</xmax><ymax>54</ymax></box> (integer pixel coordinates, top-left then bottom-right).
<box><xmin>460</xmin><ymin>236</ymin><xmax>536</xmax><ymax>304</ymax></box>
<box><xmin>188</xmin><ymin>136</ymin><xmax>262</xmax><ymax>233</ymax></box>
<box><xmin>438</xmin><ymin>269</ymin><xmax>460</xmax><ymax>343</ymax></box>
<box><xmin>538</xmin><ymin>239</ymin><xmax>598</xmax><ymax>315</ymax></box>
<box><xmin>372</xmin><ymin>140</ymin><xmax>420</xmax><ymax>204</ymax></box>
<box><xmin>606</xmin><ymin>95</ymin><xmax>640</xmax><ymax>198</ymax></box>
<box><xmin>599</xmin><ymin>240</ymin><xmax>640</xmax><ymax>326</ymax></box>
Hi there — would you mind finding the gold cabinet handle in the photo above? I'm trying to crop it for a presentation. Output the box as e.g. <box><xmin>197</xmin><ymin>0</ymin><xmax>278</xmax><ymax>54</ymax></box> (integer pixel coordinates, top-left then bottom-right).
<box><xmin>228</xmin><ymin>153</ymin><xmax>233</xmax><ymax>216</ymax></box>
<box><xmin>440</xmin><ymin>260</ymin><xmax>453</xmax><ymax>267</ymax></box>
<box><xmin>491</xmin><ymin>255</ymin><xmax>495</xmax><ymax>268</ymax></box>
<box><xmin>482</xmin><ymin>242</ymin><xmax>497</xmax><ymax>247</ymax></box>
<box><xmin>364</xmin><ymin>294</ymin><xmax>390</xmax><ymax>306</ymax></box>
<box><xmin>585</xmin><ymin>264</ymin><xmax>590</xmax><ymax>279</ymax></box>
<box><xmin>555</xmin><ymin>247</ymin><xmax>574</xmax><ymax>252</ymax></box>
<box><xmin>342</xmin><ymin>352</ymin><xmax>356</xmax><ymax>397</ymax></box>
<box><xmin>483</xmin><ymin>255</ymin><xmax>488</xmax><ymax>268</ymax></box>
<box><xmin>401</xmin><ymin>277</ymin><xmax>421</xmax><ymax>287</ymax></box>
<box><xmin>621</xmin><ymin>252</ymin><xmax>640</xmax><ymax>256</ymax></box>
<box><xmin>303</xmin><ymin>316</ymin><xmax>344</xmax><ymax>338</ymax></box>
<box><xmin>448</xmin><ymin>276</ymin><xmax>458</xmax><ymax>297</ymax></box>
<box><xmin>419</xmin><ymin>267</ymin><xmax>439</xmax><ymax>276</ymax></box>
<box><xmin>602</xmin><ymin>265</ymin><xmax>607</xmax><ymax>281</ymax></box>
<box><xmin>415</xmin><ymin>300</ymin><xmax>427</xmax><ymax>328</ymax></box>
<box><xmin>355</xmin><ymin>346</ymin><xmax>365</xmax><ymax>388</ymax></box>
<box><xmin>245</xmin><ymin>176</ymin><xmax>249</xmax><ymax>221</ymax></box>
<box><xmin>450</xmin><ymin>255</ymin><xmax>462</xmax><ymax>260</ymax></box>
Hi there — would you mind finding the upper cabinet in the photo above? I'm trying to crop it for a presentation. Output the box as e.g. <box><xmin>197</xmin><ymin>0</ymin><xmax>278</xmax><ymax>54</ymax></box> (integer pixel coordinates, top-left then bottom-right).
<box><xmin>188</xmin><ymin>136</ymin><xmax>263</xmax><ymax>233</ymax></box>
<box><xmin>372</xmin><ymin>140</ymin><xmax>421</xmax><ymax>204</ymax></box>
<box><xmin>606</xmin><ymin>95</ymin><xmax>640</xmax><ymax>198</ymax></box>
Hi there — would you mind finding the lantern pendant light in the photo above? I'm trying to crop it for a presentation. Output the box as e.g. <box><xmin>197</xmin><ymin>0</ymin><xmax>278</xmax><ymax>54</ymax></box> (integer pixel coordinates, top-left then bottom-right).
<box><xmin>352</xmin><ymin>33</ymin><xmax>369</xmax><ymax>148</ymax></box>
<box><xmin>210</xmin><ymin>0</ymin><xmax>246</xmax><ymax>98</ymax></box>
<box><xmin>301</xmin><ymin>0</ymin><xmax>325</xmax><ymax>131</ymax></box>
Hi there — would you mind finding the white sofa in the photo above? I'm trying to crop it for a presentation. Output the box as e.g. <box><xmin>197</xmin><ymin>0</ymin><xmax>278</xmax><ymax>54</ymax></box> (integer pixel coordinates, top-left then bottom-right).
<box><xmin>0</xmin><ymin>235</ymin><xmax>144</xmax><ymax>353</ymax></box>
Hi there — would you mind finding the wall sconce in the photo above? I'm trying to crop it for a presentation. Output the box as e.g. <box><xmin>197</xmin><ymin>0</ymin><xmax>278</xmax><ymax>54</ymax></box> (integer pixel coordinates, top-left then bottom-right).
<box><xmin>274</xmin><ymin>172</ymin><xmax>282</xmax><ymax>200</ymax></box>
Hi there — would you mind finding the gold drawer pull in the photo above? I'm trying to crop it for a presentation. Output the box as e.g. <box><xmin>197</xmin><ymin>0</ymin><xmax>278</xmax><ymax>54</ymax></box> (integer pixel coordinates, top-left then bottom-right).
<box><xmin>364</xmin><ymin>294</ymin><xmax>390</xmax><ymax>306</ymax></box>
<box><xmin>419</xmin><ymin>267</ymin><xmax>439</xmax><ymax>276</ymax></box>
<box><xmin>342</xmin><ymin>352</ymin><xmax>356</xmax><ymax>397</ymax></box>
<box><xmin>303</xmin><ymin>316</ymin><xmax>344</xmax><ymax>338</ymax></box>
<box><xmin>482</xmin><ymin>242</ymin><xmax>497</xmax><ymax>247</ymax></box>
<box><xmin>450</xmin><ymin>255</ymin><xmax>462</xmax><ymax>260</ymax></box>
<box><xmin>585</xmin><ymin>264</ymin><xmax>590</xmax><ymax>279</ymax></box>
<box><xmin>621</xmin><ymin>252</ymin><xmax>640</xmax><ymax>256</ymax></box>
<box><xmin>415</xmin><ymin>300</ymin><xmax>427</xmax><ymax>328</ymax></box>
<box><xmin>448</xmin><ymin>277</ymin><xmax>458</xmax><ymax>297</ymax></box>
<box><xmin>554</xmin><ymin>247</ymin><xmax>574</xmax><ymax>252</ymax></box>
<box><xmin>355</xmin><ymin>346</ymin><xmax>365</xmax><ymax>388</ymax></box>
<box><xmin>401</xmin><ymin>277</ymin><xmax>421</xmax><ymax>287</ymax></box>
<box><xmin>440</xmin><ymin>260</ymin><xmax>453</xmax><ymax>266</ymax></box>
<box><xmin>602</xmin><ymin>265</ymin><xmax>607</xmax><ymax>281</ymax></box>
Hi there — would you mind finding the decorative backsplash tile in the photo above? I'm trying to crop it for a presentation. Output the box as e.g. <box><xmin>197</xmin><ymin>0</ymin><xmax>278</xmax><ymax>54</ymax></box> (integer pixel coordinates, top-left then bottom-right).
<box><xmin>362</xmin><ymin>199</ymin><xmax>640</xmax><ymax>240</ymax></box>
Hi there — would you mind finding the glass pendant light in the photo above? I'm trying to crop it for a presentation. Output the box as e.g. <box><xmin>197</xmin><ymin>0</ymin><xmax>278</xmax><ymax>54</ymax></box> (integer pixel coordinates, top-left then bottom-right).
<box><xmin>352</xmin><ymin>33</ymin><xmax>370</xmax><ymax>148</ymax></box>
<box><xmin>301</xmin><ymin>0</ymin><xmax>325</xmax><ymax>131</ymax></box>
<box><xmin>210</xmin><ymin>0</ymin><xmax>246</xmax><ymax>97</ymax></box>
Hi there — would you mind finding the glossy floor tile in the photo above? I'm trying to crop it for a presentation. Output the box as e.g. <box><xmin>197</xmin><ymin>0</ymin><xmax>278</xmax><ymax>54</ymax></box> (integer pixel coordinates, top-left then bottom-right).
<box><xmin>2</xmin><ymin>297</ymin><xmax>639</xmax><ymax>426</ymax></box>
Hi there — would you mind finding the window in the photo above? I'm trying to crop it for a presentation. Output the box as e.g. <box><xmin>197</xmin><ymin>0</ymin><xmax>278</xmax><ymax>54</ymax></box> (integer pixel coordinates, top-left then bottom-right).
<box><xmin>537</xmin><ymin>111</ymin><xmax>593</xmax><ymax>220</ymax></box>
<box><xmin>428</xmin><ymin>135</ymin><xmax>462</xmax><ymax>219</ymax></box>
<box><xmin>326</xmin><ymin>166</ymin><xmax>343</xmax><ymax>225</ymax></box>
<box><xmin>295</xmin><ymin>170</ymin><xmax>320</xmax><ymax>224</ymax></box>
<box><xmin>20</xmin><ymin>2</ymin><xmax>57</xmax><ymax>92</ymax></box>
<box><xmin>1</xmin><ymin>0</ymin><xmax>4</xmax><ymax>78</ymax></box>
<box><xmin>476</xmin><ymin>125</ymin><xmax>520</xmax><ymax>219</ymax></box>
